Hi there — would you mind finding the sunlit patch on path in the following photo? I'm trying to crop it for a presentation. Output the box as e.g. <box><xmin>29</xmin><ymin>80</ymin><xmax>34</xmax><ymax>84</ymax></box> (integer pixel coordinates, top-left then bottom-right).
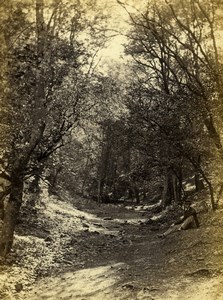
<box><xmin>24</xmin><ymin>263</ymin><xmax>125</xmax><ymax>300</ymax></box>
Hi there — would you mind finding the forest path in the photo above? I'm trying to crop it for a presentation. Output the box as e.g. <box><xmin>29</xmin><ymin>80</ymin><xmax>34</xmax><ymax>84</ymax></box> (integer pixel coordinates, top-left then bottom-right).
<box><xmin>19</xmin><ymin>194</ymin><xmax>223</xmax><ymax>300</ymax></box>
<box><xmin>23</xmin><ymin>266</ymin><xmax>223</xmax><ymax>300</ymax></box>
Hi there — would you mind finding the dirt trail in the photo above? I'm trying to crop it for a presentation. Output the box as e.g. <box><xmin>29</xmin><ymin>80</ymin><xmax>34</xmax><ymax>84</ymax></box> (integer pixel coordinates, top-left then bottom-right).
<box><xmin>23</xmin><ymin>264</ymin><xmax>223</xmax><ymax>300</ymax></box>
<box><xmin>20</xmin><ymin>197</ymin><xmax>223</xmax><ymax>300</ymax></box>
<box><xmin>23</xmin><ymin>263</ymin><xmax>124</xmax><ymax>300</ymax></box>
<box><xmin>3</xmin><ymin>191</ymin><xmax>223</xmax><ymax>300</ymax></box>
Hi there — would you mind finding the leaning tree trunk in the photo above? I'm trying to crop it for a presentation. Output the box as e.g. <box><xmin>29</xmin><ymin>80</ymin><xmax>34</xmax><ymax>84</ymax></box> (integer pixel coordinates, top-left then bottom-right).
<box><xmin>187</xmin><ymin>155</ymin><xmax>216</xmax><ymax>210</ymax></box>
<box><xmin>0</xmin><ymin>122</ymin><xmax>46</xmax><ymax>257</ymax></box>
<box><xmin>0</xmin><ymin>123</ymin><xmax>46</xmax><ymax>258</ymax></box>
<box><xmin>0</xmin><ymin>175</ymin><xmax>23</xmax><ymax>257</ymax></box>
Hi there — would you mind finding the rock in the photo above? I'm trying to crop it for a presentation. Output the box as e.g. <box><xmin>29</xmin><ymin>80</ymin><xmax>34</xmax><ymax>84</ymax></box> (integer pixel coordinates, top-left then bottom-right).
<box><xmin>109</xmin><ymin>234</ymin><xmax>116</xmax><ymax>238</ymax></box>
<box><xmin>60</xmin><ymin>233</ymin><xmax>68</xmax><ymax>238</ymax></box>
<box><xmin>122</xmin><ymin>239</ymin><xmax>131</xmax><ymax>244</ymax></box>
<box><xmin>45</xmin><ymin>236</ymin><xmax>53</xmax><ymax>242</ymax></box>
<box><xmin>62</xmin><ymin>259</ymin><xmax>73</xmax><ymax>265</ymax></box>
<box><xmin>15</xmin><ymin>283</ymin><xmax>23</xmax><ymax>293</ymax></box>
<box><xmin>150</xmin><ymin>226</ymin><xmax>160</xmax><ymax>231</ymax></box>
<box><xmin>169</xmin><ymin>258</ymin><xmax>176</xmax><ymax>263</ymax></box>
<box><xmin>103</xmin><ymin>217</ymin><xmax>113</xmax><ymax>220</ymax></box>
<box><xmin>187</xmin><ymin>268</ymin><xmax>211</xmax><ymax>277</ymax></box>
<box><xmin>197</xmin><ymin>257</ymin><xmax>205</xmax><ymax>261</ymax></box>
<box><xmin>122</xmin><ymin>283</ymin><xmax>134</xmax><ymax>289</ymax></box>
<box><xmin>143</xmin><ymin>286</ymin><xmax>159</xmax><ymax>292</ymax></box>
<box><xmin>145</xmin><ymin>219</ymin><xmax>155</xmax><ymax>225</ymax></box>
<box><xmin>93</xmin><ymin>223</ymin><xmax>103</xmax><ymax>227</ymax></box>
<box><xmin>214</xmin><ymin>250</ymin><xmax>223</xmax><ymax>256</ymax></box>
<box><xmin>69</xmin><ymin>238</ymin><xmax>78</xmax><ymax>245</ymax></box>
<box><xmin>82</xmin><ymin>223</ymin><xmax>89</xmax><ymax>228</ymax></box>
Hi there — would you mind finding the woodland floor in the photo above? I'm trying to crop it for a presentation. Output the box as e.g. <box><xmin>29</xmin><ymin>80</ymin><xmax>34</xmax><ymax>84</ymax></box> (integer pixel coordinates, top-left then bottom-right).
<box><xmin>1</xmin><ymin>188</ymin><xmax>223</xmax><ymax>299</ymax></box>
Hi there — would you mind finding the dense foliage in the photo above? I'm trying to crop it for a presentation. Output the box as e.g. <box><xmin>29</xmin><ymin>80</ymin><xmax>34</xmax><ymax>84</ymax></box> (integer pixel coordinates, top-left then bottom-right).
<box><xmin>1</xmin><ymin>0</ymin><xmax>223</xmax><ymax>257</ymax></box>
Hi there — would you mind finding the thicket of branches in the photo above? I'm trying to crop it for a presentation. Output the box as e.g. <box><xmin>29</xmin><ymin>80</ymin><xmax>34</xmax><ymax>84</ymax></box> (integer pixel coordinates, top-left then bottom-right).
<box><xmin>121</xmin><ymin>0</ymin><xmax>223</xmax><ymax>209</ymax></box>
<box><xmin>68</xmin><ymin>0</ymin><xmax>223</xmax><ymax>210</ymax></box>
<box><xmin>0</xmin><ymin>0</ymin><xmax>111</xmax><ymax>256</ymax></box>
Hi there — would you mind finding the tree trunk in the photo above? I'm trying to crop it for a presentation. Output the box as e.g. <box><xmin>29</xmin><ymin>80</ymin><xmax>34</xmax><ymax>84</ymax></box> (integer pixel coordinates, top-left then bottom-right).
<box><xmin>194</xmin><ymin>156</ymin><xmax>204</xmax><ymax>192</ymax></box>
<box><xmin>177</xmin><ymin>167</ymin><xmax>183</xmax><ymax>203</ymax></box>
<box><xmin>185</xmin><ymin>154</ymin><xmax>216</xmax><ymax>210</ymax></box>
<box><xmin>97</xmin><ymin>178</ymin><xmax>103</xmax><ymax>205</ymax></box>
<box><xmin>172</xmin><ymin>173</ymin><xmax>178</xmax><ymax>203</ymax></box>
<box><xmin>0</xmin><ymin>186</ymin><xmax>11</xmax><ymax>220</ymax></box>
<box><xmin>48</xmin><ymin>166</ymin><xmax>62</xmax><ymax>195</ymax></box>
<box><xmin>81</xmin><ymin>156</ymin><xmax>90</xmax><ymax>197</ymax></box>
<box><xmin>217</xmin><ymin>183</ymin><xmax>223</xmax><ymax>204</ymax></box>
<box><xmin>29</xmin><ymin>175</ymin><xmax>40</xmax><ymax>194</ymax></box>
<box><xmin>206</xmin><ymin>180</ymin><xmax>215</xmax><ymax>210</ymax></box>
<box><xmin>162</xmin><ymin>167</ymin><xmax>172</xmax><ymax>208</ymax></box>
<box><xmin>0</xmin><ymin>195</ymin><xmax>4</xmax><ymax>220</ymax></box>
<box><xmin>204</xmin><ymin>116</ymin><xmax>223</xmax><ymax>158</ymax></box>
<box><xmin>196</xmin><ymin>168</ymin><xmax>215</xmax><ymax>210</ymax></box>
<box><xmin>134</xmin><ymin>185</ymin><xmax>140</xmax><ymax>204</ymax></box>
<box><xmin>0</xmin><ymin>176</ymin><xmax>23</xmax><ymax>257</ymax></box>
<box><xmin>195</xmin><ymin>173</ymin><xmax>204</xmax><ymax>192</ymax></box>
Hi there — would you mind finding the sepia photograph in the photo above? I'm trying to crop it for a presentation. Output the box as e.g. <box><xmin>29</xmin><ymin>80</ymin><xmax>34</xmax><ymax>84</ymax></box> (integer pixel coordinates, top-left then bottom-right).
<box><xmin>0</xmin><ymin>0</ymin><xmax>223</xmax><ymax>299</ymax></box>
